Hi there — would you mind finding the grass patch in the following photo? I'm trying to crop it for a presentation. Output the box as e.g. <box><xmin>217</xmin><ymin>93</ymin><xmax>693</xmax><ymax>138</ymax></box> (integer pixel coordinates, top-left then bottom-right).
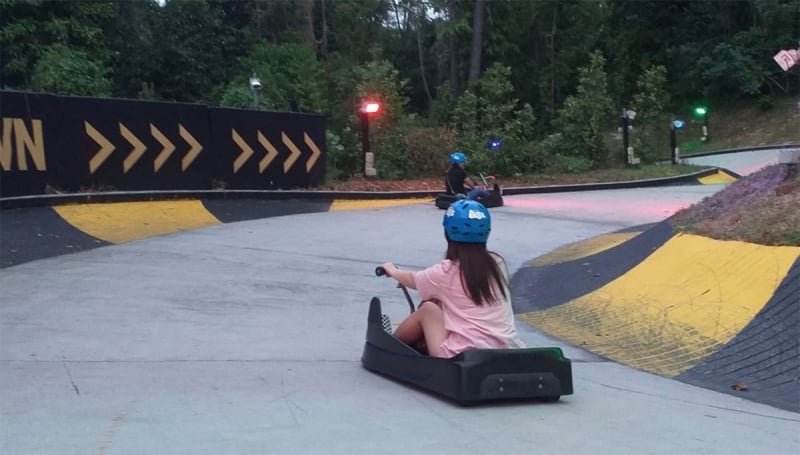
<box><xmin>671</xmin><ymin>164</ymin><xmax>800</xmax><ymax>246</ymax></box>
<box><xmin>678</xmin><ymin>98</ymin><xmax>799</xmax><ymax>154</ymax></box>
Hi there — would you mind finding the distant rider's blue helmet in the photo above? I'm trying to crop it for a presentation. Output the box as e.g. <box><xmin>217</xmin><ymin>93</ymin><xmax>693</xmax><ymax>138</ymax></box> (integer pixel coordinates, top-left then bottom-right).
<box><xmin>449</xmin><ymin>151</ymin><xmax>467</xmax><ymax>165</ymax></box>
<box><xmin>443</xmin><ymin>199</ymin><xmax>491</xmax><ymax>243</ymax></box>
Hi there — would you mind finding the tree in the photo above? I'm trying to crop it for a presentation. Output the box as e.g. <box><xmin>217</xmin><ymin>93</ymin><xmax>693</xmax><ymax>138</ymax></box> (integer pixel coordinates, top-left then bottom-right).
<box><xmin>328</xmin><ymin>0</ymin><xmax>388</xmax><ymax>60</ymax></box>
<box><xmin>2</xmin><ymin>0</ymin><xmax>796</xmax><ymax>182</ymax></box>
<box><xmin>150</xmin><ymin>0</ymin><xmax>254</xmax><ymax>103</ymax></box>
<box><xmin>450</xmin><ymin>63</ymin><xmax>536</xmax><ymax>175</ymax></box>
<box><xmin>104</xmin><ymin>0</ymin><xmax>162</xmax><ymax>98</ymax></box>
<box><xmin>631</xmin><ymin>65</ymin><xmax>670</xmax><ymax>163</ymax></box>
<box><xmin>553</xmin><ymin>50</ymin><xmax>614</xmax><ymax>165</ymax></box>
<box><xmin>0</xmin><ymin>0</ymin><xmax>114</xmax><ymax>89</ymax></box>
<box><xmin>483</xmin><ymin>0</ymin><xmax>609</xmax><ymax>129</ymax></box>
<box><xmin>31</xmin><ymin>44</ymin><xmax>112</xmax><ymax>96</ymax></box>
<box><xmin>218</xmin><ymin>42</ymin><xmax>326</xmax><ymax>113</ymax></box>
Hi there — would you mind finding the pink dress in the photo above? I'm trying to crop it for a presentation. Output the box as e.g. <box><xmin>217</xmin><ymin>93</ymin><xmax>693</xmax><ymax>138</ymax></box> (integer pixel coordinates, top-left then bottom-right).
<box><xmin>414</xmin><ymin>258</ymin><xmax>525</xmax><ymax>358</ymax></box>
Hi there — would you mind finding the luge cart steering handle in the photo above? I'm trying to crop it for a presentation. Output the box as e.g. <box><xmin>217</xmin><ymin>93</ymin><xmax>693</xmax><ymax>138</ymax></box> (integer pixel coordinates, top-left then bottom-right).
<box><xmin>375</xmin><ymin>266</ymin><xmax>416</xmax><ymax>314</ymax></box>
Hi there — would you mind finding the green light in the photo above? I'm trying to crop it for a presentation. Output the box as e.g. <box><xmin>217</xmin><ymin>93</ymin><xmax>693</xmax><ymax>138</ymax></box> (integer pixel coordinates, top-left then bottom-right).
<box><xmin>694</xmin><ymin>106</ymin><xmax>707</xmax><ymax>116</ymax></box>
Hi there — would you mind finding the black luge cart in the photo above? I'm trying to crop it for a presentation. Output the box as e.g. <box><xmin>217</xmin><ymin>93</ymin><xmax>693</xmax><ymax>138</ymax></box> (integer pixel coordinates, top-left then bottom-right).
<box><xmin>436</xmin><ymin>172</ymin><xmax>505</xmax><ymax>210</ymax></box>
<box><xmin>361</xmin><ymin>296</ymin><xmax>573</xmax><ymax>406</ymax></box>
<box><xmin>435</xmin><ymin>182</ymin><xmax>504</xmax><ymax>210</ymax></box>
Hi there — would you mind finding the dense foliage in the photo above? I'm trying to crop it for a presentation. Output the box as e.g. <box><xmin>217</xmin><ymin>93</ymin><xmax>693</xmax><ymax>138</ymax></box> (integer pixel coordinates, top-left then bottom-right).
<box><xmin>2</xmin><ymin>0</ymin><xmax>798</xmax><ymax>180</ymax></box>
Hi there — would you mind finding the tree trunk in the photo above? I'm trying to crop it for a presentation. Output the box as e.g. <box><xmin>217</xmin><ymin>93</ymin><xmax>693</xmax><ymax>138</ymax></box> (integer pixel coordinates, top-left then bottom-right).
<box><xmin>301</xmin><ymin>0</ymin><xmax>317</xmax><ymax>54</ymax></box>
<box><xmin>447</xmin><ymin>0</ymin><xmax>460</xmax><ymax>95</ymax></box>
<box><xmin>318</xmin><ymin>0</ymin><xmax>329</xmax><ymax>57</ymax></box>
<box><xmin>416</xmin><ymin>10</ymin><xmax>433</xmax><ymax>110</ymax></box>
<box><xmin>467</xmin><ymin>0</ymin><xmax>485</xmax><ymax>89</ymax></box>
<box><xmin>549</xmin><ymin>1</ymin><xmax>559</xmax><ymax>117</ymax></box>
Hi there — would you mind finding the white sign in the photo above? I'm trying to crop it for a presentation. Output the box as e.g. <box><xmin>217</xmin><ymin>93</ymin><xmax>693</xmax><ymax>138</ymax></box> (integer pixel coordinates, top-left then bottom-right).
<box><xmin>774</xmin><ymin>49</ymin><xmax>799</xmax><ymax>72</ymax></box>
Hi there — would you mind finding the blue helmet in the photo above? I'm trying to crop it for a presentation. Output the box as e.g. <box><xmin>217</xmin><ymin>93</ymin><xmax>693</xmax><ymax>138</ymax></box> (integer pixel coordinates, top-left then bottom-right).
<box><xmin>443</xmin><ymin>199</ymin><xmax>491</xmax><ymax>243</ymax></box>
<box><xmin>449</xmin><ymin>151</ymin><xmax>467</xmax><ymax>165</ymax></box>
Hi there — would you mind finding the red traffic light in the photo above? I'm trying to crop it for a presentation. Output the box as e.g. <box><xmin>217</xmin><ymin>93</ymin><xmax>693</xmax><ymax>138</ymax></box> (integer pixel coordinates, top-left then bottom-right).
<box><xmin>362</xmin><ymin>101</ymin><xmax>381</xmax><ymax>114</ymax></box>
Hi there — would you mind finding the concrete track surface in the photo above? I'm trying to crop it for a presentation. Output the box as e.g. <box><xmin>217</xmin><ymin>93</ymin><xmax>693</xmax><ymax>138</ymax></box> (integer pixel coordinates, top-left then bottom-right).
<box><xmin>1</xmin><ymin>150</ymin><xmax>798</xmax><ymax>455</ymax></box>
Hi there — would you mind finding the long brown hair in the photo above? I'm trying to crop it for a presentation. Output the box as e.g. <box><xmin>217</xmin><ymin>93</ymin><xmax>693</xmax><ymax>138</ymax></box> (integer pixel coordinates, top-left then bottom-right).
<box><xmin>445</xmin><ymin>236</ymin><xmax>508</xmax><ymax>306</ymax></box>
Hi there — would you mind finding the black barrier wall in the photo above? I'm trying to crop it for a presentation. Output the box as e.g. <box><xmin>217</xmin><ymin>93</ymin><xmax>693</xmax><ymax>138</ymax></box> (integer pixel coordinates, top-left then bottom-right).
<box><xmin>0</xmin><ymin>91</ymin><xmax>326</xmax><ymax>197</ymax></box>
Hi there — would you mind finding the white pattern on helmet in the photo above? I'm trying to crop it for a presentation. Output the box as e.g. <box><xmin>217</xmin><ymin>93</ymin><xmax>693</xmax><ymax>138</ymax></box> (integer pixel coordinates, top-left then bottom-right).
<box><xmin>468</xmin><ymin>209</ymin><xmax>486</xmax><ymax>220</ymax></box>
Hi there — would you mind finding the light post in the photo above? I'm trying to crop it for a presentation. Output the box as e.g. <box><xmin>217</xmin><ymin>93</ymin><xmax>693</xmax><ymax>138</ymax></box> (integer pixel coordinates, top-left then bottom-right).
<box><xmin>694</xmin><ymin>105</ymin><xmax>709</xmax><ymax>142</ymax></box>
<box><xmin>249</xmin><ymin>73</ymin><xmax>261</xmax><ymax>109</ymax></box>
<box><xmin>670</xmin><ymin>119</ymin><xmax>685</xmax><ymax>165</ymax></box>
<box><xmin>360</xmin><ymin>100</ymin><xmax>381</xmax><ymax>177</ymax></box>
<box><xmin>621</xmin><ymin>108</ymin><xmax>638</xmax><ymax>165</ymax></box>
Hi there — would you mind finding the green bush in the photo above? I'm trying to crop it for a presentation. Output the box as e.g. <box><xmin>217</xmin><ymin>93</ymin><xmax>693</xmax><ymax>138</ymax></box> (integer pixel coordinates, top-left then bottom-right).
<box><xmin>352</xmin><ymin>59</ymin><xmax>411</xmax><ymax>179</ymax></box>
<box><xmin>551</xmin><ymin>51</ymin><xmax>614</xmax><ymax>165</ymax></box>
<box><xmin>630</xmin><ymin>65</ymin><xmax>670</xmax><ymax>164</ymax></box>
<box><xmin>444</xmin><ymin>64</ymin><xmax>538</xmax><ymax>177</ymax></box>
<box><xmin>324</xmin><ymin>130</ymin><xmax>352</xmax><ymax>182</ymax></box>
<box><xmin>430</xmin><ymin>81</ymin><xmax>457</xmax><ymax>125</ymax></box>
<box><xmin>218</xmin><ymin>43</ymin><xmax>326</xmax><ymax>112</ymax></box>
<box><xmin>544</xmin><ymin>154</ymin><xmax>594</xmax><ymax>174</ymax></box>
<box><xmin>31</xmin><ymin>44</ymin><xmax>111</xmax><ymax>96</ymax></box>
<box><xmin>401</xmin><ymin>125</ymin><xmax>457</xmax><ymax>177</ymax></box>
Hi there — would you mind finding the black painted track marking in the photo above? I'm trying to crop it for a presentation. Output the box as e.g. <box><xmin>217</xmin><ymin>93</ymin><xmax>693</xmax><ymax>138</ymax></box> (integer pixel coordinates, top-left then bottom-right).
<box><xmin>677</xmin><ymin>257</ymin><xmax>800</xmax><ymax>413</ymax></box>
<box><xmin>0</xmin><ymin>207</ymin><xmax>109</xmax><ymax>268</ymax></box>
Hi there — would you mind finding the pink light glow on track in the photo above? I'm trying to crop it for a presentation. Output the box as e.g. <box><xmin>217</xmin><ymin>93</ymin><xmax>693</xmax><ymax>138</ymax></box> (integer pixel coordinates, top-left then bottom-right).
<box><xmin>501</xmin><ymin>191</ymin><xmax>703</xmax><ymax>225</ymax></box>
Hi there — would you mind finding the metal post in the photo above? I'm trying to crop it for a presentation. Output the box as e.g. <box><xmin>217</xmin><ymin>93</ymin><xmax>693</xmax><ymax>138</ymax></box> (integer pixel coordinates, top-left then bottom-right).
<box><xmin>360</xmin><ymin>111</ymin><xmax>370</xmax><ymax>177</ymax></box>
<box><xmin>622</xmin><ymin>110</ymin><xmax>630</xmax><ymax>165</ymax></box>
<box><xmin>670</xmin><ymin>125</ymin><xmax>678</xmax><ymax>165</ymax></box>
<box><xmin>249</xmin><ymin>73</ymin><xmax>261</xmax><ymax>110</ymax></box>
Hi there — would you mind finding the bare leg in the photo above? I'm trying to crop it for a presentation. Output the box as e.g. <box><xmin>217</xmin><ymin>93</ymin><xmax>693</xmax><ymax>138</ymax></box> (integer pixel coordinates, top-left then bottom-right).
<box><xmin>393</xmin><ymin>301</ymin><xmax>447</xmax><ymax>357</ymax></box>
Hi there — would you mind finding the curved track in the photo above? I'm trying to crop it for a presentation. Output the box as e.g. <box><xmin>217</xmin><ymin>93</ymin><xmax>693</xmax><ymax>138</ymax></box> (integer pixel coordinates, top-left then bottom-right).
<box><xmin>1</xmin><ymin>151</ymin><xmax>798</xmax><ymax>454</ymax></box>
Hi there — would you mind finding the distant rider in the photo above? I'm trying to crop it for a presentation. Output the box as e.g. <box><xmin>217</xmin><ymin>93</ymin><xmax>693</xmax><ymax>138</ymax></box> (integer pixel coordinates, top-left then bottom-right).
<box><xmin>445</xmin><ymin>151</ymin><xmax>490</xmax><ymax>200</ymax></box>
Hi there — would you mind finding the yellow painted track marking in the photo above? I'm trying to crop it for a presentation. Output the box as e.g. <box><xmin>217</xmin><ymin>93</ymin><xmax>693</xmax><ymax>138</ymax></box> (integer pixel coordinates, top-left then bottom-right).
<box><xmin>519</xmin><ymin>234</ymin><xmax>800</xmax><ymax>377</ymax></box>
<box><xmin>53</xmin><ymin>200</ymin><xmax>221</xmax><ymax>244</ymax></box>
<box><xmin>526</xmin><ymin>232</ymin><xmax>641</xmax><ymax>266</ymax></box>
<box><xmin>698</xmin><ymin>170</ymin><xmax>737</xmax><ymax>185</ymax></box>
<box><xmin>330</xmin><ymin>198</ymin><xmax>433</xmax><ymax>212</ymax></box>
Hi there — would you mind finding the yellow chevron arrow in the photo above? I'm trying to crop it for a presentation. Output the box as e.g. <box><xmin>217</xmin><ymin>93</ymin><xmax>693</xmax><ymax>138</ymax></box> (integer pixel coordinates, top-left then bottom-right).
<box><xmin>258</xmin><ymin>131</ymin><xmax>279</xmax><ymax>173</ymax></box>
<box><xmin>151</xmin><ymin>125</ymin><xmax>176</xmax><ymax>172</ymax></box>
<box><xmin>282</xmin><ymin>132</ymin><xmax>300</xmax><ymax>173</ymax></box>
<box><xmin>120</xmin><ymin>123</ymin><xmax>147</xmax><ymax>174</ymax></box>
<box><xmin>180</xmin><ymin>124</ymin><xmax>203</xmax><ymax>171</ymax></box>
<box><xmin>304</xmin><ymin>133</ymin><xmax>321</xmax><ymax>173</ymax></box>
<box><xmin>232</xmin><ymin>129</ymin><xmax>253</xmax><ymax>173</ymax></box>
<box><xmin>85</xmin><ymin>122</ymin><xmax>115</xmax><ymax>174</ymax></box>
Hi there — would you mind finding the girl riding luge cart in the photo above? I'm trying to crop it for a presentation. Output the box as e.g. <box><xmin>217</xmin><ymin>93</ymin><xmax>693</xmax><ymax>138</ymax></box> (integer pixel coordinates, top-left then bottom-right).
<box><xmin>362</xmin><ymin>199</ymin><xmax>573</xmax><ymax>405</ymax></box>
<box><xmin>380</xmin><ymin>199</ymin><xmax>523</xmax><ymax>357</ymax></box>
